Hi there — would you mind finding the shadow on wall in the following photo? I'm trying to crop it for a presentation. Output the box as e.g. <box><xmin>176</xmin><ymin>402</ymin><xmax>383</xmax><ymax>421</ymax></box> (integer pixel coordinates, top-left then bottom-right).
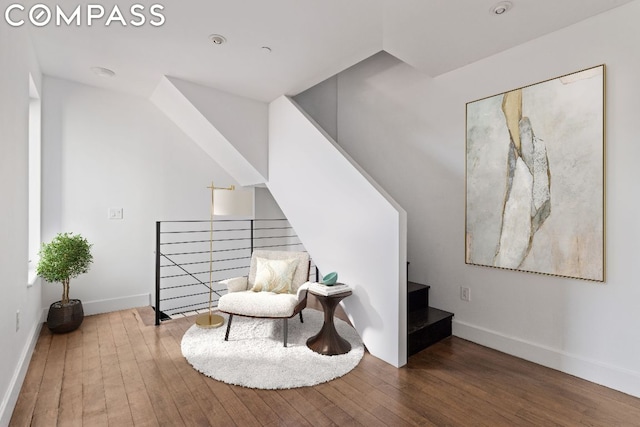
<box><xmin>342</xmin><ymin>284</ymin><xmax>384</xmax><ymax>340</ymax></box>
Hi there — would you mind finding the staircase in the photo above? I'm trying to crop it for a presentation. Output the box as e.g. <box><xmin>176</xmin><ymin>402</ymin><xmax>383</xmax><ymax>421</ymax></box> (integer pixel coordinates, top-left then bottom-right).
<box><xmin>407</xmin><ymin>282</ymin><xmax>454</xmax><ymax>356</ymax></box>
<box><xmin>152</xmin><ymin>85</ymin><xmax>408</xmax><ymax>367</ymax></box>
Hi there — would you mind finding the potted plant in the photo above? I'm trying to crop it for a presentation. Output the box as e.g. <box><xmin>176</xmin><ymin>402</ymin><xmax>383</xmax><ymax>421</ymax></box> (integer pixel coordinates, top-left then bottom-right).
<box><xmin>37</xmin><ymin>232</ymin><xmax>93</xmax><ymax>333</ymax></box>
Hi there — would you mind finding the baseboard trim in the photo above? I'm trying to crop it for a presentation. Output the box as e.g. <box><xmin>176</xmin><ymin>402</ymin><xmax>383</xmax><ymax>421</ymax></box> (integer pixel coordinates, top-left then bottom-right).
<box><xmin>453</xmin><ymin>319</ymin><xmax>640</xmax><ymax>398</ymax></box>
<box><xmin>40</xmin><ymin>293</ymin><xmax>151</xmax><ymax>320</ymax></box>
<box><xmin>39</xmin><ymin>293</ymin><xmax>152</xmax><ymax>326</ymax></box>
<box><xmin>0</xmin><ymin>318</ymin><xmax>43</xmax><ymax>427</ymax></box>
<box><xmin>82</xmin><ymin>293</ymin><xmax>151</xmax><ymax>316</ymax></box>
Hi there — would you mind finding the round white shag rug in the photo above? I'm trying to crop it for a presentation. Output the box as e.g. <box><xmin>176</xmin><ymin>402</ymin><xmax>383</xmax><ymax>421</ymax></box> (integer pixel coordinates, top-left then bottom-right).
<box><xmin>181</xmin><ymin>309</ymin><xmax>364</xmax><ymax>389</ymax></box>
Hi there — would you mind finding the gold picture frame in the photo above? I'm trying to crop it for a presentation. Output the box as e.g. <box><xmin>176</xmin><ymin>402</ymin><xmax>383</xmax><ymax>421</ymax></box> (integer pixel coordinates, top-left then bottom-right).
<box><xmin>465</xmin><ymin>65</ymin><xmax>605</xmax><ymax>282</ymax></box>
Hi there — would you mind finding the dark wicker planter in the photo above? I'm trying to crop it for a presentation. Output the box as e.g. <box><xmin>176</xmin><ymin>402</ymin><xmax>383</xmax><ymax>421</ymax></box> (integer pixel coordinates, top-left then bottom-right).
<box><xmin>47</xmin><ymin>299</ymin><xmax>84</xmax><ymax>333</ymax></box>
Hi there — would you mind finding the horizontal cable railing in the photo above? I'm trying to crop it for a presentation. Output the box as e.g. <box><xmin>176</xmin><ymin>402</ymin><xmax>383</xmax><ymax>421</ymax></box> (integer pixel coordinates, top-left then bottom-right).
<box><xmin>155</xmin><ymin>219</ymin><xmax>317</xmax><ymax>325</ymax></box>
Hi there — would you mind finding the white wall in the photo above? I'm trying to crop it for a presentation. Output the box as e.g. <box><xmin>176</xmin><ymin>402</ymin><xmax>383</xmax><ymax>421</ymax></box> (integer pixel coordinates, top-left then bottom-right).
<box><xmin>150</xmin><ymin>77</ymin><xmax>266</xmax><ymax>186</ymax></box>
<box><xmin>167</xmin><ymin>77</ymin><xmax>269</xmax><ymax>180</ymax></box>
<box><xmin>41</xmin><ymin>77</ymin><xmax>238</xmax><ymax>316</ymax></box>
<box><xmin>269</xmin><ymin>96</ymin><xmax>407</xmax><ymax>367</ymax></box>
<box><xmin>294</xmin><ymin>2</ymin><xmax>640</xmax><ymax>397</ymax></box>
<box><xmin>254</xmin><ymin>187</ymin><xmax>286</xmax><ymax>219</ymax></box>
<box><xmin>294</xmin><ymin>76</ymin><xmax>338</xmax><ymax>141</ymax></box>
<box><xmin>0</xmin><ymin>26</ymin><xmax>44</xmax><ymax>426</ymax></box>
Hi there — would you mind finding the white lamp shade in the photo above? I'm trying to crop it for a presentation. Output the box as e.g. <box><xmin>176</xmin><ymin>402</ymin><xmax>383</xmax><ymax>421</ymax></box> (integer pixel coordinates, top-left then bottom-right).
<box><xmin>213</xmin><ymin>187</ymin><xmax>254</xmax><ymax>217</ymax></box>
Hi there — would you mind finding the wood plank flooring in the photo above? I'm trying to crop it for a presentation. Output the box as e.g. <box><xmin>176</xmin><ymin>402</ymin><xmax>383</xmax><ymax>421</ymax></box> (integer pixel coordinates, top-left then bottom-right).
<box><xmin>10</xmin><ymin>307</ymin><xmax>640</xmax><ymax>426</ymax></box>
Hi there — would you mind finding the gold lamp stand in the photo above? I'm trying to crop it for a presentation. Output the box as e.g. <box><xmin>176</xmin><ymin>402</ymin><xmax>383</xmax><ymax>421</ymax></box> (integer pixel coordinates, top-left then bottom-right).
<box><xmin>195</xmin><ymin>182</ymin><xmax>235</xmax><ymax>329</ymax></box>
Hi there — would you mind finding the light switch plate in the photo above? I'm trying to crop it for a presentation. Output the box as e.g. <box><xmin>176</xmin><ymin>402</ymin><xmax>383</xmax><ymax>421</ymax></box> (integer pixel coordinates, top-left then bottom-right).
<box><xmin>108</xmin><ymin>207</ymin><xmax>123</xmax><ymax>220</ymax></box>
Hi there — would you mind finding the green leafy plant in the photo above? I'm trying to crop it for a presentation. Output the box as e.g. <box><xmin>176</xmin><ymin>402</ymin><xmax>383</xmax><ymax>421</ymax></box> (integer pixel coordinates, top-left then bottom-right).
<box><xmin>37</xmin><ymin>232</ymin><xmax>93</xmax><ymax>305</ymax></box>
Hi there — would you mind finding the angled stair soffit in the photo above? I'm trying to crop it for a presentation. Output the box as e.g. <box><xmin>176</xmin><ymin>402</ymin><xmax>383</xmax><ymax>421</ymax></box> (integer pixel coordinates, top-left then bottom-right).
<box><xmin>150</xmin><ymin>76</ymin><xmax>267</xmax><ymax>186</ymax></box>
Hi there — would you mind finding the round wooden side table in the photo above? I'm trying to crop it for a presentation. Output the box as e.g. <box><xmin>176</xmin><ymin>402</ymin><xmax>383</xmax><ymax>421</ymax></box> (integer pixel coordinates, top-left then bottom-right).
<box><xmin>306</xmin><ymin>290</ymin><xmax>352</xmax><ymax>355</ymax></box>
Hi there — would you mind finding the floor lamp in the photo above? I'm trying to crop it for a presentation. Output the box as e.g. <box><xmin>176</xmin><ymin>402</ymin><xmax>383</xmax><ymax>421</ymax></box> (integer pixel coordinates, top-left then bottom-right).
<box><xmin>195</xmin><ymin>182</ymin><xmax>253</xmax><ymax>328</ymax></box>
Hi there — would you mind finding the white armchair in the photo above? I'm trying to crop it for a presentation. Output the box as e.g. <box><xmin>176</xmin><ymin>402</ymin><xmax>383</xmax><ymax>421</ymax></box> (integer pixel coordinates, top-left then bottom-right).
<box><xmin>218</xmin><ymin>250</ymin><xmax>311</xmax><ymax>347</ymax></box>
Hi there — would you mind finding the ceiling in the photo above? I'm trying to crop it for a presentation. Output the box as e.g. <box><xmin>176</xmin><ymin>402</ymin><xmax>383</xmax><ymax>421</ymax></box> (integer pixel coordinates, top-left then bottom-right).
<box><xmin>28</xmin><ymin>0</ymin><xmax>635</xmax><ymax>102</ymax></box>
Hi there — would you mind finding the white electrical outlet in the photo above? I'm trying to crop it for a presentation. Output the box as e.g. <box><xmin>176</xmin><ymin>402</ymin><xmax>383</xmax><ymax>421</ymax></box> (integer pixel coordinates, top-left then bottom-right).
<box><xmin>16</xmin><ymin>310</ymin><xmax>20</xmax><ymax>332</ymax></box>
<box><xmin>460</xmin><ymin>287</ymin><xmax>471</xmax><ymax>302</ymax></box>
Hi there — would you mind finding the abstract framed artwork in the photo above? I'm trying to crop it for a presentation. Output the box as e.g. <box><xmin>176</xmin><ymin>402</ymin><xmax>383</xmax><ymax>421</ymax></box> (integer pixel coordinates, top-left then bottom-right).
<box><xmin>465</xmin><ymin>65</ymin><xmax>605</xmax><ymax>282</ymax></box>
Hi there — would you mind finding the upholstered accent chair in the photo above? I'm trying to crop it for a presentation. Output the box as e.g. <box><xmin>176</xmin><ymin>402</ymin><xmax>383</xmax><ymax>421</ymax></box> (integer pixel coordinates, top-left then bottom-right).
<box><xmin>217</xmin><ymin>250</ymin><xmax>311</xmax><ymax>347</ymax></box>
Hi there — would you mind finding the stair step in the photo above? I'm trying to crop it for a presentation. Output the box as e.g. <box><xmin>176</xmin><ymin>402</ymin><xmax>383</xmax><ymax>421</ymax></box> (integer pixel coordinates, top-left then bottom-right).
<box><xmin>408</xmin><ymin>281</ymin><xmax>430</xmax><ymax>294</ymax></box>
<box><xmin>408</xmin><ymin>281</ymin><xmax>430</xmax><ymax>311</ymax></box>
<box><xmin>408</xmin><ymin>307</ymin><xmax>454</xmax><ymax>356</ymax></box>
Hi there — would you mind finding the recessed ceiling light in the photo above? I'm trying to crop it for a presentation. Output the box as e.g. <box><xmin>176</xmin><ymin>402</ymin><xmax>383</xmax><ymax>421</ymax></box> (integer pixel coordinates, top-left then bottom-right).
<box><xmin>90</xmin><ymin>66</ymin><xmax>115</xmax><ymax>78</ymax></box>
<box><xmin>209</xmin><ymin>34</ymin><xmax>227</xmax><ymax>45</ymax></box>
<box><xmin>492</xmin><ymin>1</ymin><xmax>513</xmax><ymax>15</ymax></box>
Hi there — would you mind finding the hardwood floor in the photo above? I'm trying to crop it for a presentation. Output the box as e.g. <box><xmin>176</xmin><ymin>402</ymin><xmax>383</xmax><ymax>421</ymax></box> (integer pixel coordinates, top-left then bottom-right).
<box><xmin>10</xmin><ymin>307</ymin><xmax>640</xmax><ymax>426</ymax></box>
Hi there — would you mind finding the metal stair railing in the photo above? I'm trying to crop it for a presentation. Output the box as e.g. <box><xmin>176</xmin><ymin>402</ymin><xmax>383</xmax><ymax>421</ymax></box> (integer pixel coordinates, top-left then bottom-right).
<box><xmin>154</xmin><ymin>218</ymin><xmax>317</xmax><ymax>325</ymax></box>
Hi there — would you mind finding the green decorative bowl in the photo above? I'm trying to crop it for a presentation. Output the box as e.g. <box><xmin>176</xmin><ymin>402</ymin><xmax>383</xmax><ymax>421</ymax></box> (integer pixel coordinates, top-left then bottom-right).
<box><xmin>322</xmin><ymin>272</ymin><xmax>338</xmax><ymax>285</ymax></box>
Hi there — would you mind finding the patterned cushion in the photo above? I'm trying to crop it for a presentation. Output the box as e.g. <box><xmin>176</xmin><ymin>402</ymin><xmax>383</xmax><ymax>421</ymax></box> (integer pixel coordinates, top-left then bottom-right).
<box><xmin>250</xmin><ymin>257</ymin><xmax>298</xmax><ymax>294</ymax></box>
<box><xmin>248</xmin><ymin>250</ymin><xmax>310</xmax><ymax>292</ymax></box>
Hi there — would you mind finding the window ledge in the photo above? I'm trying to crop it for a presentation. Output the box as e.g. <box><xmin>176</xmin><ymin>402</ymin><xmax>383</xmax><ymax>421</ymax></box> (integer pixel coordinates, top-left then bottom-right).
<box><xmin>27</xmin><ymin>265</ymin><xmax>37</xmax><ymax>287</ymax></box>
